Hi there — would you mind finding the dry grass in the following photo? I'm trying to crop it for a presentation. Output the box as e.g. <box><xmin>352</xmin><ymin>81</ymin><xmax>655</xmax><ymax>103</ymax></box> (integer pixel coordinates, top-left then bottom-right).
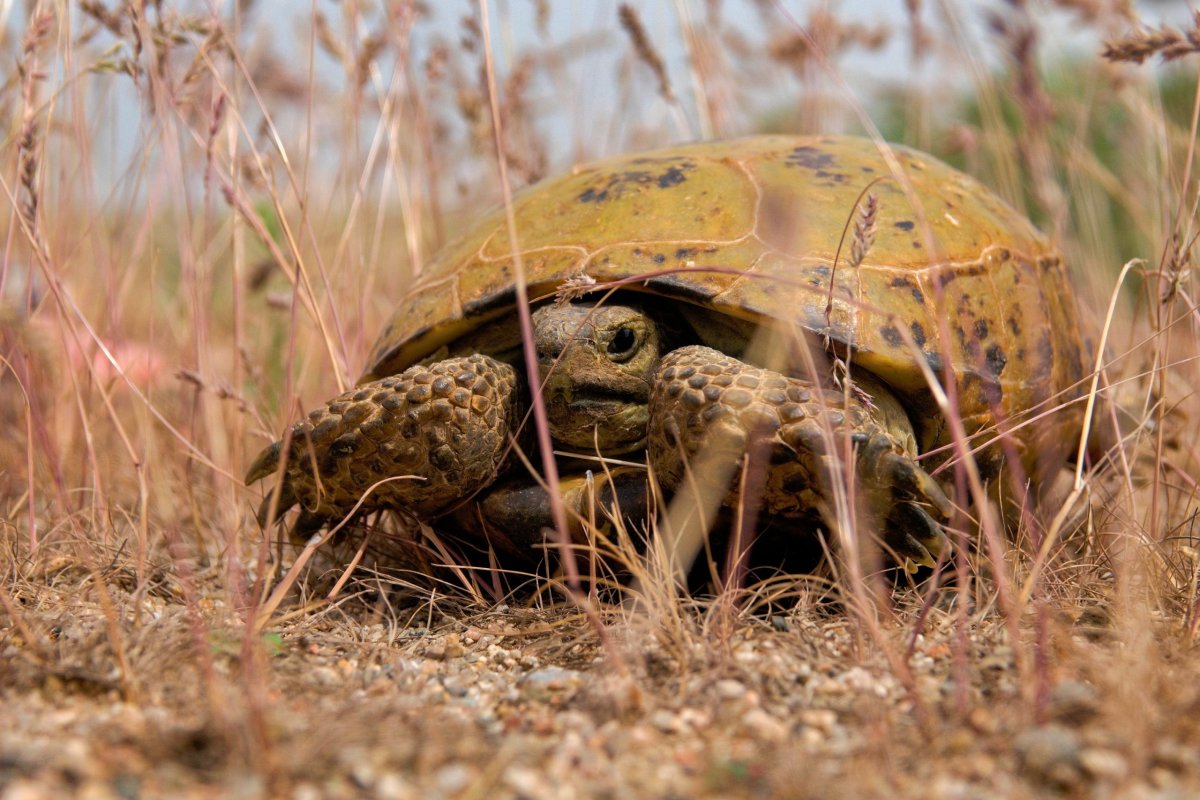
<box><xmin>3</xmin><ymin>1</ymin><xmax>1200</xmax><ymax>797</ymax></box>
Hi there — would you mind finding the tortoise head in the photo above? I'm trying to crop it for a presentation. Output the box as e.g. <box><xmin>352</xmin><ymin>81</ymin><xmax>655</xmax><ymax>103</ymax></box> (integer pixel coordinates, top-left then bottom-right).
<box><xmin>532</xmin><ymin>301</ymin><xmax>662</xmax><ymax>455</ymax></box>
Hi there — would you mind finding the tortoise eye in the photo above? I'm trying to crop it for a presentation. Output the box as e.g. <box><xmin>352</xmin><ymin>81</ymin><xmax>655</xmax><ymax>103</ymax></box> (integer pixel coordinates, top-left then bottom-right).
<box><xmin>607</xmin><ymin>326</ymin><xmax>638</xmax><ymax>358</ymax></box>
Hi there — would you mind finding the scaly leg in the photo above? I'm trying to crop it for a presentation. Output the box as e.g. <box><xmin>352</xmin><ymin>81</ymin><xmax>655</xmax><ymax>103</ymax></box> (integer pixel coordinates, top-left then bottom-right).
<box><xmin>648</xmin><ymin>345</ymin><xmax>952</xmax><ymax>567</ymax></box>
<box><xmin>246</xmin><ymin>354</ymin><xmax>519</xmax><ymax>536</ymax></box>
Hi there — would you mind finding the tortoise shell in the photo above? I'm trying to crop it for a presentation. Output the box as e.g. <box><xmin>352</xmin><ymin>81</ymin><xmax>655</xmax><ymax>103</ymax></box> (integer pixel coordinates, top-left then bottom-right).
<box><xmin>363</xmin><ymin>135</ymin><xmax>1094</xmax><ymax>480</ymax></box>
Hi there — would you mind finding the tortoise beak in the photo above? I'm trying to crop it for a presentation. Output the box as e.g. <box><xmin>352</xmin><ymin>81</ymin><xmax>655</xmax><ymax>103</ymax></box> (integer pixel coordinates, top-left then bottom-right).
<box><xmin>538</xmin><ymin>348</ymin><xmax>650</xmax><ymax>453</ymax></box>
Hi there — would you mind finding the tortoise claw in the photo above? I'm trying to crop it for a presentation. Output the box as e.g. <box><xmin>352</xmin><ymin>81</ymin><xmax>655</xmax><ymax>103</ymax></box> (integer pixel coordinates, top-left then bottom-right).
<box><xmin>884</xmin><ymin>500</ymin><xmax>949</xmax><ymax>571</ymax></box>
<box><xmin>877</xmin><ymin>449</ymin><xmax>953</xmax><ymax>520</ymax></box>
<box><xmin>870</xmin><ymin>447</ymin><xmax>952</xmax><ymax>570</ymax></box>
<box><xmin>245</xmin><ymin>439</ymin><xmax>285</xmax><ymax>486</ymax></box>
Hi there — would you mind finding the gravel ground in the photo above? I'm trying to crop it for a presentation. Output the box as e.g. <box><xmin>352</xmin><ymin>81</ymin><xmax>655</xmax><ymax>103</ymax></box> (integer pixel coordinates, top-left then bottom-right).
<box><xmin>4</xmin><ymin>567</ymin><xmax>1200</xmax><ymax>800</ymax></box>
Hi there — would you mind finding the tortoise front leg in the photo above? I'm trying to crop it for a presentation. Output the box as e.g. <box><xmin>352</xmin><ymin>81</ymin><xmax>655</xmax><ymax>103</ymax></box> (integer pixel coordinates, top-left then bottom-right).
<box><xmin>648</xmin><ymin>345</ymin><xmax>952</xmax><ymax>568</ymax></box>
<box><xmin>245</xmin><ymin>354</ymin><xmax>520</xmax><ymax>537</ymax></box>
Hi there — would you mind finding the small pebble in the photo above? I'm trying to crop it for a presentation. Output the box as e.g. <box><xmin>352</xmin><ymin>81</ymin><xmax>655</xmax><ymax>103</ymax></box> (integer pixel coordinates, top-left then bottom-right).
<box><xmin>1080</xmin><ymin>748</ymin><xmax>1129</xmax><ymax>781</ymax></box>
<box><xmin>434</xmin><ymin>764</ymin><xmax>472</xmax><ymax>794</ymax></box>
<box><xmin>649</xmin><ymin>709</ymin><xmax>681</xmax><ymax>734</ymax></box>
<box><xmin>519</xmin><ymin>667</ymin><xmax>583</xmax><ymax>704</ymax></box>
<box><xmin>714</xmin><ymin>679</ymin><xmax>746</xmax><ymax>700</ymax></box>
<box><xmin>741</xmin><ymin>708</ymin><xmax>788</xmax><ymax>742</ymax></box>
<box><xmin>1048</xmin><ymin>680</ymin><xmax>1099</xmax><ymax>725</ymax></box>
<box><xmin>1014</xmin><ymin>724</ymin><xmax>1083</xmax><ymax>788</ymax></box>
<box><xmin>799</xmin><ymin>708</ymin><xmax>837</xmax><ymax>733</ymax></box>
<box><xmin>310</xmin><ymin>666</ymin><xmax>341</xmax><ymax>688</ymax></box>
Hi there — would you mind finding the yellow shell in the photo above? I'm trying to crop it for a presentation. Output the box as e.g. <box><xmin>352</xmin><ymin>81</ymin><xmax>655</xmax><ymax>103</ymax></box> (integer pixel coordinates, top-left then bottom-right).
<box><xmin>365</xmin><ymin>135</ymin><xmax>1094</xmax><ymax>480</ymax></box>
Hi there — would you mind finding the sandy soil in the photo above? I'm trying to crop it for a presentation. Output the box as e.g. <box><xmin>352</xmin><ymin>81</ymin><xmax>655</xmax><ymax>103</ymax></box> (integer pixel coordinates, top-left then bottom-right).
<box><xmin>4</xmin><ymin>549</ymin><xmax>1199</xmax><ymax>800</ymax></box>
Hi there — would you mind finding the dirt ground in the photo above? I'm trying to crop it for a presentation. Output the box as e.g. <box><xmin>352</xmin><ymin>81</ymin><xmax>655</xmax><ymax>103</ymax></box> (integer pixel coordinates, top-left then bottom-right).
<box><xmin>4</xmin><ymin>541</ymin><xmax>1200</xmax><ymax>800</ymax></box>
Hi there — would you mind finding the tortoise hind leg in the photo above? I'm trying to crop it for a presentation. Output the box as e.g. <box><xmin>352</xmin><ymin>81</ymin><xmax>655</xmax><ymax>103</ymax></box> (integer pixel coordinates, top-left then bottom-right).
<box><xmin>648</xmin><ymin>345</ymin><xmax>951</xmax><ymax>570</ymax></box>
<box><xmin>246</xmin><ymin>354</ymin><xmax>520</xmax><ymax>535</ymax></box>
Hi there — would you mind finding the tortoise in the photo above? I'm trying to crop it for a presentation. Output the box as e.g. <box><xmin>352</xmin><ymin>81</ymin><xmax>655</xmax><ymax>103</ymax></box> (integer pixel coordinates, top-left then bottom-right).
<box><xmin>246</xmin><ymin>134</ymin><xmax>1095</xmax><ymax>571</ymax></box>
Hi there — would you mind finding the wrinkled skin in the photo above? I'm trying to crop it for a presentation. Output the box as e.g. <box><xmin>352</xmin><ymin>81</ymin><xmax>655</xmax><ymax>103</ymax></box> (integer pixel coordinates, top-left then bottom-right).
<box><xmin>247</xmin><ymin>302</ymin><xmax>952</xmax><ymax>569</ymax></box>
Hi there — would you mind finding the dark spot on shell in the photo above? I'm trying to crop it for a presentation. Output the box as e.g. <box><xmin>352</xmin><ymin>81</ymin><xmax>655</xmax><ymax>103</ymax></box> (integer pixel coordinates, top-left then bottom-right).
<box><xmin>910</xmin><ymin>321</ymin><xmax>927</xmax><ymax>348</ymax></box>
<box><xmin>577</xmin><ymin>162</ymin><xmax>693</xmax><ymax>204</ymax></box>
<box><xmin>962</xmin><ymin>333</ymin><xmax>981</xmax><ymax>362</ymax></box>
<box><xmin>653</xmin><ymin>253</ymin><xmax>666</xmax><ymax>264</ymax></box>
<box><xmin>657</xmin><ymin>166</ymin><xmax>687</xmax><ymax>188</ymax></box>
<box><xmin>986</xmin><ymin>343</ymin><xmax>1007</xmax><ymax>376</ymax></box>
<box><xmin>1008</xmin><ymin>316</ymin><xmax>1021</xmax><ymax>335</ymax></box>
<box><xmin>924</xmin><ymin>351</ymin><xmax>945</xmax><ymax>375</ymax></box>
<box><xmin>1037</xmin><ymin>332</ymin><xmax>1054</xmax><ymax>368</ymax></box>
<box><xmin>974</xmin><ymin>320</ymin><xmax>989</xmax><ymax>340</ymax></box>
<box><xmin>861</xmin><ymin>166</ymin><xmax>875</xmax><ymax>173</ymax></box>
<box><xmin>890</xmin><ymin>274</ymin><xmax>925</xmax><ymax>303</ymax></box>
<box><xmin>786</xmin><ymin>146</ymin><xmax>835</xmax><ymax>170</ymax></box>
<box><xmin>981</xmin><ymin>375</ymin><xmax>1003</xmax><ymax>405</ymax></box>
<box><xmin>675</xmin><ymin>247</ymin><xmax>696</xmax><ymax>259</ymax></box>
<box><xmin>963</xmin><ymin>371</ymin><xmax>1003</xmax><ymax>407</ymax></box>
<box><xmin>880</xmin><ymin>325</ymin><xmax>903</xmax><ymax>347</ymax></box>
<box><xmin>894</xmin><ymin>220</ymin><xmax>915</xmax><ymax>231</ymax></box>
